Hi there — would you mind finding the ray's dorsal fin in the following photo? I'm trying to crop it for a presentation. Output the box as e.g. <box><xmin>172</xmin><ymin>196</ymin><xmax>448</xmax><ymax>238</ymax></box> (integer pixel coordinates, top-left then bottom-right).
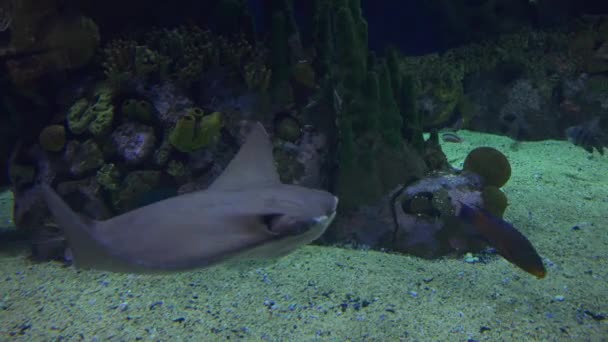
<box><xmin>209</xmin><ymin>122</ymin><xmax>281</xmax><ymax>191</ymax></box>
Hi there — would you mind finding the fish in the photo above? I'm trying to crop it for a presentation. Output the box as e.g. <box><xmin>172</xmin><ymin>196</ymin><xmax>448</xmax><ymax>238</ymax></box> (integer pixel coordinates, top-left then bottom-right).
<box><xmin>441</xmin><ymin>131</ymin><xmax>464</xmax><ymax>143</ymax></box>
<box><xmin>41</xmin><ymin>122</ymin><xmax>339</xmax><ymax>273</ymax></box>
<box><xmin>565</xmin><ymin>117</ymin><xmax>605</xmax><ymax>155</ymax></box>
<box><xmin>457</xmin><ymin>202</ymin><xmax>546</xmax><ymax>278</ymax></box>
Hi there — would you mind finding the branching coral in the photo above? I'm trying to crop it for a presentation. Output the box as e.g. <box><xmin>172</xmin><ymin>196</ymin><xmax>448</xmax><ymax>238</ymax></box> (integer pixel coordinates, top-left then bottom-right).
<box><xmin>102</xmin><ymin>25</ymin><xmax>267</xmax><ymax>89</ymax></box>
<box><xmin>102</xmin><ymin>40</ymin><xmax>169</xmax><ymax>87</ymax></box>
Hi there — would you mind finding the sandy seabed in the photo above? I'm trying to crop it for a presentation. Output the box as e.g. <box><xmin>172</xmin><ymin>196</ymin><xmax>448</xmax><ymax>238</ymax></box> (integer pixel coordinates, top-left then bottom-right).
<box><xmin>0</xmin><ymin>130</ymin><xmax>606</xmax><ymax>341</ymax></box>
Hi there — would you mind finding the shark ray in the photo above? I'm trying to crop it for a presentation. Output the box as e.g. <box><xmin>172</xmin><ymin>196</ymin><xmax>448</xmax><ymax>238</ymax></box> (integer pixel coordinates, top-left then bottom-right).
<box><xmin>41</xmin><ymin>122</ymin><xmax>339</xmax><ymax>273</ymax></box>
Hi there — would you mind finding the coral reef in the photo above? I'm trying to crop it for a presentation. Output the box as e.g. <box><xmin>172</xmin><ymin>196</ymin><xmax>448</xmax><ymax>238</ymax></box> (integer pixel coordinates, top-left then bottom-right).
<box><xmin>169</xmin><ymin>109</ymin><xmax>223</xmax><ymax>153</ymax></box>
<box><xmin>13</xmin><ymin>0</ymin><xmax>595</xmax><ymax>266</ymax></box>
<box><xmin>110</xmin><ymin>123</ymin><xmax>157</xmax><ymax>165</ymax></box>
<box><xmin>102</xmin><ymin>26</ymin><xmax>266</xmax><ymax>90</ymax></box>
<box><xmin>312</xmin><ymin>0</ymin><xmax>430</xmax><ymax>211</ymax></box>
<box><xmin>96</xmin><ymin>163</ymin><xmax>120</xmax><ymax>191</ymax></box>
<box><xmin>111</xmin><ymin>170</ymin><xmax>161</xmax><ymax>214</ymax></box>
<box><xmin>274</xmin><ymin>113</ymin><xmax>301</xmax><ymax>143</ymax></box>
<box><xmin>67</xmin><ymin>84</ymin><xmax>115</xmax><ymax>136</ymax></box>
<box><xmin>397</xmin><ymin>28</ymin><xmax>575</xmax><ymax>135</ymax></box>
<box><xmin>63</xmin><ymin>140</ymin><xmax>104</xmax><ymax>177</ymax></box>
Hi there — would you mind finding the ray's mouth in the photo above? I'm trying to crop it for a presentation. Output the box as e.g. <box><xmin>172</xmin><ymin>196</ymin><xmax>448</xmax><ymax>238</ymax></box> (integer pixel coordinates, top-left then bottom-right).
<box><xmin>313</xmin><ymin>215</ymin><xmax>328</xmax><ymax>224</ymax></box>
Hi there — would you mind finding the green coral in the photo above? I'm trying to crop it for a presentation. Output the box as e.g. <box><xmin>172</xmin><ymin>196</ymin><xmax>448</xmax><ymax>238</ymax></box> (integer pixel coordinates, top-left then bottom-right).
<box><xmin>88</xmin><ymin>91</ymin><xmax>114</xmax><ymax>136</ymax></box>
<box><xmin>166</xmin><ymin>160</ymin><xmax>191</xmax><ymax>178</ymax></box>
<box><xmin>312</xmin><ymin>0</ymin><xmax>411</xmax><ymax>210</ymax></box>
<box><xmin>275</xmin><ymin>115</ymin><xmax>301</xmax><ymax>142</ymax></box>
<box><xmin>96</xmin><ymin>163</ymin><xmax>121</xmax><ymax>191</ymax></box>
<box><xmin>67</xmin><ymin>84</ymin><xmax>115</xmax><ymax>136</ymax></box>
<box><xmin>67</xmin><ymin>98</ymin><xmax>93</xmax><ymax>134</ymax></box>
<box><xmin>377</xmin><ymin>59</ymin><xmax>403</xmax><ymax>147</ymax></box>
<box><xmin>112</xmin><ymin>170</ymin><xmax>161</xmax><ymax>214</ymax></box>
<box><xmin>67</xmin><ymin>139</ymin><xmax>105</xmax><ymax>176</ymax></box>
<box><xmin>169</xmin><ymin>109</ymin><xmax>223</xmax><ymax>153</ymax></box>
<box><xmin>153</xmin><ymin>128</ymin><xmax>173</xmax><ymax>166</ymax></box>
<box><xmin>313</xmin><ymin>0</ymin><xmax>416</xmax><ymax>210</ymax></box>
<box><xmin>274</xmin><ymin>148</ymin><xmax>305</xmax><ymax>184</ymax></box>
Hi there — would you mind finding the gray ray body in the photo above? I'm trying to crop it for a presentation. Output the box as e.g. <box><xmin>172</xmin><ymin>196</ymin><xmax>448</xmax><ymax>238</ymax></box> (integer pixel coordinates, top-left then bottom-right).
<box><xmin>41</xmin><ymin>122</ymin><xmax>338</xmax><ymax>273</ymax></box>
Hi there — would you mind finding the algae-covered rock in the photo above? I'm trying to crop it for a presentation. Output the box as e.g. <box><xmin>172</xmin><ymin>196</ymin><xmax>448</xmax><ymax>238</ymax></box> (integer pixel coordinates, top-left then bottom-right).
<box><xmin>153</xmin><ymin>129</ymin><xmax>173</xmax><ymax>166</ymax></box>
<box><xmin>64</xmin><ymin>139</ymin><xmax>104</xmax><ymax>176</ymax></box>
<box><xmin>39</xmin><ymin>124</ymin><xmax>66</xmax><ymax>152</ymax></box>
<box><xmin>67</xmin><ymin>84</ymin><xmax>115</xmax><ymax>136</ymax></box>
<box><xmin>274</xmin><ymin>114</ymin><xmax>301</xmax><ymax>143</ymax></box>
<box><xmin>110</xmin><ymin>123</ymin><xmax>156</xmax><ymax>165</ymax></box>
<box><xmin>463</xmin><ymin>146</ymin><xmax>511</xmax><ymax>187</ymax></box>
<box><xmin>122</xmin><ymin>99</ymin><xmax>154</xmax><ymax>123</ymax></box>
<box><xmin>88</xmin><ymin>87</ymin><xmax>115</xmax><ymax>136</ymax></box>
<box><xmin>482</xmin><ymin>185</ymin><xmax>508</xmax><ymax>217</ymax></box>
<box><xmin>274</xmin><ymin>147</ymin><xmax>305</xmax><ymax>184</ymax></box>
<box><xmin>169</xmin><ymin>109</ymin><xmax>222</xmax><ymax>153</ymax></box>
<box><xmin>112</xmin><ymin>170</ymin><xmax>161</xmax><ymax>213</ymax></box>
<box><xmin>96</xmin><ymin>163</ymin><xmax>121</xmax><ymax>191</ymax></box>
<box><xmin>67</xmin><ymin>98</ymin><xmax>94</xmax><ymax>134</ymax></box>
<box><xmin>166</xmin><ymin>160</ymin><xmax>191</xmax><ymax>178</ymax></box>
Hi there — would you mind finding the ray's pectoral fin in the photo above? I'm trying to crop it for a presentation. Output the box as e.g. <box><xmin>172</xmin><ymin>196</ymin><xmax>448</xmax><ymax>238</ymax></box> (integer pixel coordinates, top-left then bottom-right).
<box><xmin>261</xmin><ymin>214</ymin><xmax>317</xmax><ymax>237</ymax></box>
<box><xmin>209</xmin><ymin>122</ymin><xmax>281</xmax><ymax>191</ymax></box>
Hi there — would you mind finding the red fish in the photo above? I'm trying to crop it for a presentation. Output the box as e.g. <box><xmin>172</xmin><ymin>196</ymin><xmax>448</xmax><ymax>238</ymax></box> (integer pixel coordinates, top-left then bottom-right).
<box><xmin>458</xmin><ymin>203</ymin><xmax>547</xmax><ymax>278</ymax></box>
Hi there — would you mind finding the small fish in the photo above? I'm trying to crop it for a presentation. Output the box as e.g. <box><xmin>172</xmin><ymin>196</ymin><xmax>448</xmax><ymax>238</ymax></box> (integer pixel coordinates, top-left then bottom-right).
<box><xmin>457</xmin><ymin>202</ymin><xmax>546</xmax><ymax>278</ymax></box>
<box><xmin>565</xmin><ymin>117</ymin><xmax>605</xmax><ymax>155</ymax></box>
<box><xmin>441</xmin><ymin>131</ymin><xmax>463</xmax><ymax>143</ymax></box>
<box><xmin>41</xmin><ymin>122</ymin><xmax>339</xmax><ymax>273</ymax></box>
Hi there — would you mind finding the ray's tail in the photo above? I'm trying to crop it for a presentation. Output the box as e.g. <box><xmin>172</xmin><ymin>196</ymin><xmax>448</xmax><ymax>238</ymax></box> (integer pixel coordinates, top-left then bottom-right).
<box><xmin>40</xmin><ymin>185</ymin><xmax>101</xmax><ymax>268</ymax></box>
